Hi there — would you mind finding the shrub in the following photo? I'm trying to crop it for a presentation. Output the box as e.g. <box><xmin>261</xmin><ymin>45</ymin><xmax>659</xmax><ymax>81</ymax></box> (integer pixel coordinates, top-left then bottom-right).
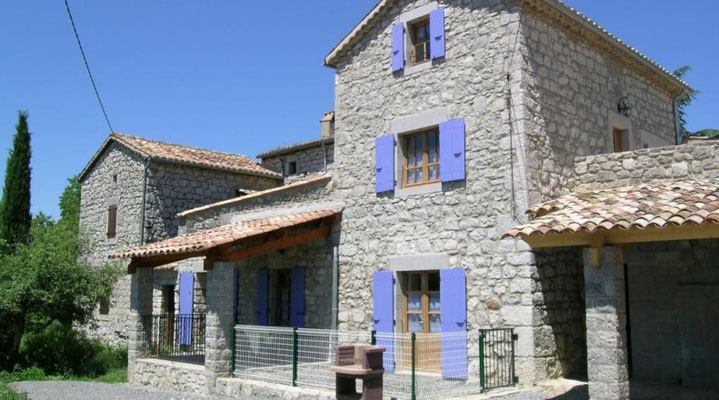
<box><xmin>19</xmin><ymin>321</ymin><xmax>126</xmax><ymax>377</ymax></box>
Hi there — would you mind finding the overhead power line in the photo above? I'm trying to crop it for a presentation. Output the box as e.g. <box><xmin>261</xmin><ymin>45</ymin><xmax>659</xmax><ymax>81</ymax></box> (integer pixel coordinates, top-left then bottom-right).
<box><xmin>63</xmin><ymin>0</ymin><xmax>114</xmax><ymax>133</ymax></box>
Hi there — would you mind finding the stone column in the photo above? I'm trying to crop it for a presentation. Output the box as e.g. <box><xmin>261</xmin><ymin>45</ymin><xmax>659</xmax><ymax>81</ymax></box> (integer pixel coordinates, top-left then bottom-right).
<box><xmin>127</xmin><ymin>266</ymin><xmax>153</xmax><ymax>381</ymax></box>
<box><xmin>204</xmin><ymin>261</ymin><xmax>235</xmax><ymax>393</ymax></box>
<box><xmin>583</xmin><ymin>247</ymin><xmax>629</xmax><ymax>400</ymax></box>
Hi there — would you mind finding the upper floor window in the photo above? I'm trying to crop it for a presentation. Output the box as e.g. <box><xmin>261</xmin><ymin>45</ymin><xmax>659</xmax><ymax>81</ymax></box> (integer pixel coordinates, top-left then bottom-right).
<box><xmin>403</xmin><ymin>129</ymin><xmax>440</xmax><ymax>187</ymax></box>
<box><xmin>107</xmin><ymin>204</ymin><xmax>117</xmax><ymax>239</ymax></box>
<box><xmin>410</xmin><ymin>19</ymin><xmax>430</xmax><ymax>65</ymax></box>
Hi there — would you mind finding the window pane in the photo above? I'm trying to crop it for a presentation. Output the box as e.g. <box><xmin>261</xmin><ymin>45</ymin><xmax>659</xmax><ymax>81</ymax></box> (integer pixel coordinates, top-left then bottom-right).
<box><xmin>408</xmin><ymin>293</ymin><xmax>422</xmax><ymax>311</ymax></box>
<box><xmin>428</xmin><ymin>131</ymin><xmax>437</xmax><ymax>147</ymax></box>
<box><xmin>408</xmin><ymin>274</ymin><xmax>421</xmax><ymax>291</ymax></box>
<box><xmin>429</xmin><ymin>293</ymin><xmax>440</xmax><ymax>312</ymax></box>
<box><xmin>408</xmin><ymin>152</ymin><xmax>415</xmax><ymax>167</ymax></box>
<box><xmin>408</xmin><ymin>314</ymin><xmax>424</xmax><ymax>333</ymax></box>
<box><xmin>416</xmin><ymin>25</ymin><xmax>427</xmax><ymax>41</ymax></box>
<box><xmin>415</xmin><ymin>135</ymin><xmax>423</xmax><ymax>151</ymax></box>
<box><xmin>416</xmin><ymin>168</ymin><xmax>423</xmax><ymax>182</ymax></box>
<box><xmin>407</xmin><ymin>169</ymin><xmax>415</xmax><ymax>185</ymax></box>
<box><xmin>428</xmin><ymin>272</ymin><xmax>440</xmax><ymax>291</ymax></box>
<box><xmin>415</xmin><ymin>151</ymin><xmax>422</xmax><ymax>167</ymax></box>
<box><xmin>428</xmin><ymin>165</ymin><xmax>437</xmax><ymax>181</ymax></box>
<box><xmin>428</xmin><ymin>148</ymin><xmax>437</xmax><ymax>163</ymax></box>
<box><xmin>429</xmin><ymin>315</ymin><xmax>441</xmax><ymax>333</ymax></box>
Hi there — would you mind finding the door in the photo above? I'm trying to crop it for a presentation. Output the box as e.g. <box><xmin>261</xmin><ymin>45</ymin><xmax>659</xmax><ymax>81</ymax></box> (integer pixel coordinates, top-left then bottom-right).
<box><xmin>402</xmin><ymin>271</ymin><xmax>441</xmax><ymax>372</ymax></box>
<box><xmin>678</xmin><ymin>286</ymin><xmax>719</xmax><ymax>390</ymax></box>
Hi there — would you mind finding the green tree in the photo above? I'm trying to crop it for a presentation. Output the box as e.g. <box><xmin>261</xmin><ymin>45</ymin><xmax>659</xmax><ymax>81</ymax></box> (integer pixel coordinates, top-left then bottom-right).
<box><xmin>0</xmin><ymin>179</ymin><xmax>118</xmax><ymax>370</ymax></box>
<box><xmin>672</xmin><ymin>66</ymin><xmax>698</xmax><ymax>139</ymax></box>
<box><xmin>0</xmin><ymin>111</ymin><xmax>32</xmax><ymax>251</ymax></box>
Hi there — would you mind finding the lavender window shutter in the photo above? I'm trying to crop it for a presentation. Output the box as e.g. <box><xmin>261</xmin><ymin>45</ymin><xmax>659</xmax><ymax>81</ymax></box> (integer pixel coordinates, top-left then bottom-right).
<box><xmin>290</xmin><ymin>267</ymin><xmax>306</xmax><ymax>328</ymax></box>
<box><xmin>439</xmin><ymin>118</ymin><xmax>466</xmax><ymax>182</ymax></box>
<box><xmin>373</xmin><ymin>271</ymin><xmax>395</xmax><ymax>372</ymax></box>
<box><xmin>440</xmin><ymin>268</ymin><xmax>467</xmax><ymax>380</ymax></box>
<box><xmin>256</xmin><ymin>268</ymin><xmax>269</xmax><ymax>326</ymax></box>
<box><xmin>178</xmin><ymin>272</ymin><xmax>194</xmax><ymax>346</ymax></box>
<box><xmin>391</xmin><ymin>23</ymin><xmax>405</xmax><ymax>72</ymax></box>
<box><xmin>430</xmin><ymin>8</ymin><xmax>445</xmax><ymax>59</ymax></box>
<box><xmin>375</xmin><ymin>134</ymin><xmax>395</xmax><ymax>193</ymax></box>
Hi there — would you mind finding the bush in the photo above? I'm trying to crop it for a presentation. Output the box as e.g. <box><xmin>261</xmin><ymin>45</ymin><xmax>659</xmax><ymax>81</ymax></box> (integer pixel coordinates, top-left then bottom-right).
<box><xmin>18</xmin><ymin>321</ymin><xmax>126</xmax><ymax>377</ymax></box>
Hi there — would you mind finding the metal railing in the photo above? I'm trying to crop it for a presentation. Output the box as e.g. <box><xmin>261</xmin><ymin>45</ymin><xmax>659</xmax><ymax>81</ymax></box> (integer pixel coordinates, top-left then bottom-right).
<box><xmin>140</xmin><ymin>313</ymin><xmax>206</xmax><ymax>365</ymax></box>
<box><xmin>233</xmin><ymin>326</ymin><xmax>516</xmax><ymax>400</ymax></box>
<box><xmin>479</xmin><ymin>328</ymin><xmax>517</xmax><ymax>391</ymax></box>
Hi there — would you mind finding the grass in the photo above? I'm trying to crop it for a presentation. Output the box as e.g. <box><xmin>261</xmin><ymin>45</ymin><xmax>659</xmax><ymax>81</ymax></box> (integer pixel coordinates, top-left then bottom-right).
<box><xmin>0</xmin><ymin>366</ymin><xmax>127</xmax><ymax>399</ymax></box>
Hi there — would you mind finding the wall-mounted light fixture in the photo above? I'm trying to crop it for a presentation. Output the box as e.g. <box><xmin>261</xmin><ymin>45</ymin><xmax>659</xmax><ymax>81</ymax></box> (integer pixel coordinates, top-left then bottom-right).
<box><xmin>617</xmin><ymin>97</ymin><xmax>632</xmax><ymax>117</ymax></box>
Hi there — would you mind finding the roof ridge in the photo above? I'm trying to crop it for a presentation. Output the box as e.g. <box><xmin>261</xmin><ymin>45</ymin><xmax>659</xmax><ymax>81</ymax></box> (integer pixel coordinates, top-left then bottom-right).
<box><xmin>111</xmin><ymin>132</ymin><xmax>256</xmax><ymax>163</ymax></box>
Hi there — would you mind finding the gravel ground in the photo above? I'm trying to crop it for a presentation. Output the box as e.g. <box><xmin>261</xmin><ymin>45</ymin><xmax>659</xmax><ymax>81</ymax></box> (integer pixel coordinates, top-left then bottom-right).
<box><xmin>9</xmin><ymin>381</ymin><xmax>263</xmax><ymax>400</ymax></box>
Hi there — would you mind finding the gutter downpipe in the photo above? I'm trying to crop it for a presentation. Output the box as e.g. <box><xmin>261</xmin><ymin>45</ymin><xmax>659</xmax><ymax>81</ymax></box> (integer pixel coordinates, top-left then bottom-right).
<box><xmin>331</xmin><ymin>244</ymin><xmax>339</xmax><ymax>331</ymax></box>
<box><xmin>139</xmin><ymin>158</ymin><xmax>151</xmax><ymax>245</ymax></box>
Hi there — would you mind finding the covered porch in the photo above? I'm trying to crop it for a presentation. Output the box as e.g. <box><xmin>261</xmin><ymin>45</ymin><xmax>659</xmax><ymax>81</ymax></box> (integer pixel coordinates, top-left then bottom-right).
<box><xmin>114</xmin><ymin>206</ymin><xmax>342</xmax><ymax>394</ymax></box>
<box><xmin>506</xmin><ymin>180</ymin><xmax>719</xmax><ymax>400</ymax></box>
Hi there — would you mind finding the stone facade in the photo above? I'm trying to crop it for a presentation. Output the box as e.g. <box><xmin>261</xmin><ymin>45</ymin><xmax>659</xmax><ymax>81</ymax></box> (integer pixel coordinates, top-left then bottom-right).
<box><xmin>79</xmin><ymin>139</ymin><xmax>280</xmax><ymax>346</ymax></box>
<box><xmin>260</xmin><ymin>141</ymin><xmax>334</xmax><ymax>178</ymax></box>
<box><xmin>131</xmin><ymin>358</ymin><xmax>207</xmax><ymax>395</ymax></box>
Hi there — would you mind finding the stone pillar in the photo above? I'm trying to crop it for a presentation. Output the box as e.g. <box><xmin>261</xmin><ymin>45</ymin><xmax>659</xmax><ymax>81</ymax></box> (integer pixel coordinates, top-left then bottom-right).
<box><xmin>128</xmin><ymin>266</ymin><xmax>154</xmax><ymax>381</ymax></box>
<box><xmin>204</xmin><ymin>261</ymin><xmax>235</xmax><ymax>393</ymax></box>
<box><xmin>583</xmin><ymin>247</ymin><xmax>629</xmax><ymax>400</ymax></box>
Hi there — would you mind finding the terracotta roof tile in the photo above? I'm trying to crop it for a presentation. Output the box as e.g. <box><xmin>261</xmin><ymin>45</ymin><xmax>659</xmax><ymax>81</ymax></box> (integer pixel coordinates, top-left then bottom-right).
<box><xmin>110</xmin><ymin>208</ymin><xmax>341</xmax><ymax>260</ymax></box>
<box><xmin>110</xmin><ymin>133</ymin><xmax>281</xmax><ymax>178</ymax></box>
<box><xmin>504</xmin><ymin>180</ymin><xmax>719</xmax><ymax>238</ymax></box>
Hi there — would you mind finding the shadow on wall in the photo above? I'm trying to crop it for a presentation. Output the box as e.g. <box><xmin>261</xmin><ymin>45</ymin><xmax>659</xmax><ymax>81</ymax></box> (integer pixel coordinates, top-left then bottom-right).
<box><xmin>534</xmin><ymin>247</ymin><xmax>587</xmax><ymax>381</ymax></box>
<box><xmin>547</xmin><ymin>384</ymin><xmax>589</xmax><ymax>400</ymax></box>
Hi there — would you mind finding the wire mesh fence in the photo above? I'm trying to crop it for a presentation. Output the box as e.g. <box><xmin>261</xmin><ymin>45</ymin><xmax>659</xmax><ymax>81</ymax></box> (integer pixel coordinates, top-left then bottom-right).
<box><xmin>233</xmin><ymin>326</ymin><xmax>516</xmax><ymax>400</ymax></box>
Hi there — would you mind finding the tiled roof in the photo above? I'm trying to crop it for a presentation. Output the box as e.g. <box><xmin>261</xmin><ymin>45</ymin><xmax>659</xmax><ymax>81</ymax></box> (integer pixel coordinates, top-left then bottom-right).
<box><xmin>257</xmin><ymin>137</ymin><xmax>334</xmax><ymax>159</ymax></box>
<box><xmin>79</xmin><ymin>133</ymin><xmax>282</xmax><ymax>181</ymax></box>
<box><xmin>110</xmin><ymin>208</ymin><xmax>340</xmax><ymax>259</ymax></box>
<box><xmin>504</xmin><ymin>180</ymin><xmax>719</xmax><ymax>238</ymax></box>
<box><xmin>177</xmin><ymin>175</ymin><xmax>331</xmax><ymax>218</ymax></box>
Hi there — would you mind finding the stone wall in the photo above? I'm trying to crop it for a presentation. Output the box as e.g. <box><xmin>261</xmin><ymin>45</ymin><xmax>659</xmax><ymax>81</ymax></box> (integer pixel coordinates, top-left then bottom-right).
<box><xmin>80</xmin><ymin>142</ymin><xmax>145</xmax><ymax>346</ymax></box>
<box><xmin>260</xmin><ymin>142</ymin><xmax>334</xmax><ymax>177</ymax></box>
<box><xmin>571</xmin><ymin>142</ymin><xmax>719</xmax><ymax>190</ymax></box>
<box><xmin>521</xmin><ymin>7</ymin><xmax>677</xmax><ymax>204</ymax></box>
<box><xmin>144</xmin><ymin>162</ymin><xmax>280</xmax><ymax>241</ymax></box>
<box><xmin>130</xmin><ymin>358</ymin><xmax>207</xmax><ymax>395</ymax></box>
<box><xmin>625</xmin><ymin>239</ymin><xmax>719</xmax><ymax>388</ymax></box>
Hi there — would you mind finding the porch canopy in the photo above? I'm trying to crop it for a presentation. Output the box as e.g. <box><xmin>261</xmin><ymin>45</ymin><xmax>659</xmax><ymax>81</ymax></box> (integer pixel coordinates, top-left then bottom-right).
<box><xmin>111</xmin><ymin>206</ymin><xmax>342</xmax><ymax>273</ymax></box>
<box><xmin>504</xmin><ymin>180</ymin><xmax>719</xmax><ymax>248</ymax></box>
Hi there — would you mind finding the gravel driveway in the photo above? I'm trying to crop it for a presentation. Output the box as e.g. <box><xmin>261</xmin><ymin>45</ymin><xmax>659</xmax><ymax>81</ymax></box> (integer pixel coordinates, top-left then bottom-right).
<box><xmin>10</xmin><ymin>381</ymin><xmax>263</xmax><ymax>400</ymax></box>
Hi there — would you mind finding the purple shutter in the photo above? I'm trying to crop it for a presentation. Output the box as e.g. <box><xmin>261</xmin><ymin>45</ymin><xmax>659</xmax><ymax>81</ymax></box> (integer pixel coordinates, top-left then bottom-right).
<box><xmin>391</xmin><ymin>23</ymin><xmax>405</xmax><ymax>72</ymax></box>
<box><xmin>375</xmin><ymin>134</ymin><xmax>395</xmax><ymax>193</ymax></box>
<box><xmin>430</xmin><ymin>8</ymin><xmax>445</xmax><ymax>59</ymax></box>
<box><xmin>256</xmin><ymin>268</ymin><xmax>269</xmax><ymax>326</ymax></box>
<box><xmin>440</xmin><ymin>268</ymin><xmax>467</xmax><ymax>380</ymax></box>
<box><xmin>232</xmin><ymin>269</ymin><xmax>239</xmax><ymax>324</ymax></box>
<box><xmin>373</xmin><ymin>271</ymin><xmax>395</xmax><ymax>372</ymax></box>
<box><xmin>178</xmin><ymin>272</ymin><xmax>194</xmax><ymax>345</ymax></box>
<box><xmin>439</xmin><ymin>118</ymin><xmax>466</xmax><ymax>182</ymax></box>
<box><xmin>290</xmin><ymin>267</ymin><xmax>306</xmax><ymax>328</ymax></box>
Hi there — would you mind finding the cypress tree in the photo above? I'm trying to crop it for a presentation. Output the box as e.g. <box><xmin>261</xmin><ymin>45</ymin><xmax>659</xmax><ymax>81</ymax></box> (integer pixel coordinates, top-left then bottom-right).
<box><xmin>0</xmin><ymin>111</ymin><xmax>32</xmax><ymax>250</ymax></box>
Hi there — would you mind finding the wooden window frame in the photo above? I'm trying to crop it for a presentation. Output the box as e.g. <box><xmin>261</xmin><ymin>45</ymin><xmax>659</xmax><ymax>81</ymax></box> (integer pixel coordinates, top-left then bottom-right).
<box><xmin>107</xmin><ymin>204</ymin><xmax>118</xmax><ymax>239</ymax></box>
<box><xmin>402</xmin><ymin>129</ymin><xmax>440</xmax><ymax>188</ymax></box>
<box><xmin>409</xmin><ymin>18</ymin><xmax>431</xmax><ymax>65</ymax></box>
<box><xmin>401</xmin><ymin>271</ymin><xmax>440</xmax><ymax>334</ymax></box>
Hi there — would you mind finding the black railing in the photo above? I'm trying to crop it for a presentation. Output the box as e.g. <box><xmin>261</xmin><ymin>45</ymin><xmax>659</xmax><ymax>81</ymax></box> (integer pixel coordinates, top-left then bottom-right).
<box><xmin>479</xmin><ymin>328</ymin><xmax>517</xmax><ymax>391</ymax></box>
<box><xmin>141</xmin><ymin>313</ymin><xmax>206</xmax><ymax>365</ymax></box>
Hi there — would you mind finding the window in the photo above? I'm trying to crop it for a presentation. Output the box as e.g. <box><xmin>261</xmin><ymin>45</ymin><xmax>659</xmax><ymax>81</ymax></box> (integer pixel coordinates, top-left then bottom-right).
<box><xmin>99</xmin><ymin>298</ymin><xmax>110</xmax><ymax>315</ymax></box>
<box><xmin>112</xmin><ymin>174</ymin><xmax>118</xmax><ymax>184</ymax></box>
<box><xmin>403</xmin><ymin>129</ymin><xmax>440</xmax><ymax>187</ymax></box>
<box><xmin>402</xmin><ymin>271</ymin><xmax>441</xmax><ymax>334</ymax></box>
<box><xmin>409</xmin><ymin>19</ymin><xmax>430</xmax><ymax>65</ymax></box>
<box><xmin>107</xmin><ymin>205</ymin><xmax>117</xmax><ymax>238</ymax></box>
<box><xmin>287</xmin><ymin>161</ymin><xmax>297</xmax><ymax>176</ymax></box>
<box><xmin>274</xmin><ymin>269</ymin><xmax>292</xmax><ymax>327</ymax></box>
<box><xmin>162</xmin><ymin>285</ymin><xmax>175</xmax><ymax>314</ymax></box>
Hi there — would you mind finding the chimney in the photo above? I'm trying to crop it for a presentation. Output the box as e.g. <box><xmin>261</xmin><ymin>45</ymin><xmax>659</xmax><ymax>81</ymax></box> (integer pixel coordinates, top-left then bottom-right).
<box><xmin>320</xmin><ymin>111</ymin><xmax>335</xmax><ymax>139</ymax></box>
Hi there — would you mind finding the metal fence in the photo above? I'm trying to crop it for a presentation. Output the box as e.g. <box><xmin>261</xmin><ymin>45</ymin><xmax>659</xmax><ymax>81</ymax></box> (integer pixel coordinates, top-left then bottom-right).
<box><xmin>233</xmin><ymin>326</ymin><xmax>517</xmax><ymax>400</ymax></box>
<box><xmin>479</xmin><ymin>328</ymin><xmax>517</xmax><ymax>391</ymax></box>
<box><xmin>140</xmin><ymin>313</ymin><xmax>206</xmax><ymax>365</ymax></box>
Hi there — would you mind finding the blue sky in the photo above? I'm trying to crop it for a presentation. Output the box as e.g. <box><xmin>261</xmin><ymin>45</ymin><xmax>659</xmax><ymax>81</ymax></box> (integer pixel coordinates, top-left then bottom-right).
<box><xmin>1</xmin><ymin>1</ymin><xmax>717</xmax><ymax>218</ymax></box>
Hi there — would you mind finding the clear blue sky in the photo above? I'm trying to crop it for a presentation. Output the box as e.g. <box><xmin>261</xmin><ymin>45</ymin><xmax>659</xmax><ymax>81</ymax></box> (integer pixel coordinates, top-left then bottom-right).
<box><xmin>1</xmin><ymin>1</ymin><xmax>717</xmax><ymax>218</ymax></box>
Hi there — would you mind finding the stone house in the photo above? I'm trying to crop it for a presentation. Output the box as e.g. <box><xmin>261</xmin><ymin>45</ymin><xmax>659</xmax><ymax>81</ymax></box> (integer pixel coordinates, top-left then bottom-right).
<box><xmin>103</xmin><ymin>1</ymin><xmax>717</xmax><ymax>399</ymax></box>
<box><xmin>78</xmin><ymin>133</ymin><xmax>282</xmax><ymax>345</ymax></box>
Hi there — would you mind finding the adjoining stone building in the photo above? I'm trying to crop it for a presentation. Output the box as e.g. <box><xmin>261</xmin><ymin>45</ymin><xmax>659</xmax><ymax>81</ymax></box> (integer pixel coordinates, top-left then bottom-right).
<box><xmin>93</xmin><ymin>1</ymin><xmax>717</xmax><ymax>399</ymax></box>
<box><xmin>78</xmin><ymin>133</ymin><xmax>282</xmax><ymax>345</ymax></box>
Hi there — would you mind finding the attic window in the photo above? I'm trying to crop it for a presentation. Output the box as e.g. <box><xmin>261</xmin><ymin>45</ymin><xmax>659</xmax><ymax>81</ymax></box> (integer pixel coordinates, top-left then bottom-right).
<box><xmin>409</xmin><ymin>18</ymin><xmax>430</xmax><ymax>65</ymax></box>
<box><xmin>107</xmin><ymin>205</ymin><xmax>118</xmax><ymax>239</ymax></box>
